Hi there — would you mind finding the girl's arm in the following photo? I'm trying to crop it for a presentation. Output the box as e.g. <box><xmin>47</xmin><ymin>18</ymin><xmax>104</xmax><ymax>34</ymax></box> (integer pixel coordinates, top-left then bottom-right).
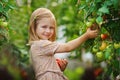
<box><xmin>56</xmin><ymin>28</ymin><xmax>98</xmax><ymax>53</ymax></box>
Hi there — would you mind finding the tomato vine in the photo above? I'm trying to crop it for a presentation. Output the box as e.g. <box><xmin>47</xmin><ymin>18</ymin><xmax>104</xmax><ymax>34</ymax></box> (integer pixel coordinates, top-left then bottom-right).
<box><xmin>77</xmin><ymin>0</ymin><xmax>120</xmax><ymax>79</ymax></box>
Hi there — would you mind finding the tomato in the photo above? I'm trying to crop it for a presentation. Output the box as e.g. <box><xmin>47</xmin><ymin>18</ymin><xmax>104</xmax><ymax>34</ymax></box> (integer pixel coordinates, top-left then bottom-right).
<box><xmin>88</xmin><ymin>18</ymin><xmax>96</xmax><ymax>23</ymax></box>
<box><xmin>20</xmin><ymin>69</ymin><xmax>28</xmax><ymax>78</ymax></box>
<box><xmin>90</xmin><ymin>23</ymin><xmax>99</xmax><ymax>30</ymax></box>
<box><xmin>99</xmin><ymin>41</ymin><xmax>107</xmax><ymax>51</ymax></box>
<box><xmin>101</xmin><ymin>34</ymin><xmax>108</xmax><ymax>40</ymax></box>
<box><xmin>96</xmin><ymin>51</ymin><xmax>104</xmax><ymax>61</ymax></box>
<box><xmin>114</xmin><ymin>43</ymin><xmax>120</xmax><ymax>49</ymax></box>
<box><xmin>56</xmin><ymin>59</ymin><xmax>61</xmax><ymax>67</ymax></box>
<box><xmin>0</xmin><ymin>22</ymin><xmax>8</xmax><ymax>27</ymax></box>
<box><xmin>96</xmin><ymin>52</ymin><xmax>103</xmax><ymax>58</ymax></box>
<box><xmin>94</xmin><ymin>67</ymin><xmax>103</xmax><ymax>77</ymax></box>
<box><xmin>92</xmin><ymin>45</ymin><xmax>99</xmax><ymax>53</ymax></box>
<box><xmin>86</xmin><ymin>21</ymin><xmax>92</xmax><ymax>27</ymax></box>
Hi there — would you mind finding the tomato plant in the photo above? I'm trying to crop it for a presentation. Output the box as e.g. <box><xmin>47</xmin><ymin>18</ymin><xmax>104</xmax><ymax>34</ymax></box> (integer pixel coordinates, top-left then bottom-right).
<box><xmin>59</xmin><ymin>0</ymin><xmax>119</xmax><ymax>79</ymax></box>
<box><xmin>0</xmin><ymin>0</ymin><xmax>34</xmax><ymax>80</ymax></box>
<box><xmin>75</xmin><ymin>0</ymin><xmax>120</xmax><ymax>79</ymax></box>
<box><xmin>57</xmin><ymin>2</ymin><xmax>111</xmax><ymax>79</ymax></box>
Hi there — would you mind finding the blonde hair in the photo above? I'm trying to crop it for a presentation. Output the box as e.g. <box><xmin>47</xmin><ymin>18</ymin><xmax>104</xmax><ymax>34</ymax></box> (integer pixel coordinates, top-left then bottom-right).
<box><xmin>29</xmin><ymin>8</ymin><xmax>57</xmax><ymax>43</ymax></box>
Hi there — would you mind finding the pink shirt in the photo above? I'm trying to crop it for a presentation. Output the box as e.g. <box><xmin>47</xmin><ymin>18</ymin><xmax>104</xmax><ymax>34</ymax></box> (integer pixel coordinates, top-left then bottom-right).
<box><xmin>30</xmin><ymin>40</ymin><xmax>68</xmax><ymax>80</ymax></box>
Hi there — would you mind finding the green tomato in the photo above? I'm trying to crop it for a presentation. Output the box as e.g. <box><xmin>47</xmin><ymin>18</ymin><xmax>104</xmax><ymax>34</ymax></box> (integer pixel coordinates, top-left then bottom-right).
<box><xmin>88</xmin><ymin>18</ymin><xmax>96</xmax><ymax>23</ymax></box>
<box><xmin>86</xmin><ymin>21</ymin><xmax>92</xmax><ymax>27</ymax></box>
<box><xmin>96</xmin><ymin>51</ymin><xmax>104</xmax><ymax>61</ymax></box>
<box><xmin>0</xmin><ymin>22</ymin><xmax>8</xmax><ymax>27</ymax></box>
<box><xmin>92</xmin><ymin>46</ymin><xmax>99</xmax><ymax>53</ymax></box>
<box><xmin>114</xmin><ymin>43</ymin><xmax>120</xmax><ymax>49</ymax></box>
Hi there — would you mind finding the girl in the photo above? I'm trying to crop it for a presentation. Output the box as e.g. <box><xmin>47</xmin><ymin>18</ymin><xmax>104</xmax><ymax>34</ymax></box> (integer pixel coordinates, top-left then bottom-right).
<box><xmin>28</xmin><ymin>8</ymin><xmax>98</xmax><ymax>80</ymax></box>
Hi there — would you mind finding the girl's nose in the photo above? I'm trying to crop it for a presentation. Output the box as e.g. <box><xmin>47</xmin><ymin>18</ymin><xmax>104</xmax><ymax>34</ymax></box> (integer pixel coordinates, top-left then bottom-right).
<box><xmin>46</xmin><ymin>28</ymin><xmax>51</xmax><ymax>32</ymax></box>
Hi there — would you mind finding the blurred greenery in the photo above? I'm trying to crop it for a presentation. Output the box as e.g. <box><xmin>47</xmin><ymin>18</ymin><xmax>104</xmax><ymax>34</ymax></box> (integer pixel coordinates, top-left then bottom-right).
<box><xmin>0</xmin><ymin>0</ymin><xmax>120</xmax><ymax>80</ymax></box>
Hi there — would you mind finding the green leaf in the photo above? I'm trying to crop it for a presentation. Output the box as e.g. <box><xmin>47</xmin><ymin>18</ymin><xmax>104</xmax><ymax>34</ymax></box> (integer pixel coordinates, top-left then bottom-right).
<box><xmin>112</xmin><ymin>0</ymin><xmax>119</xmax><ymax>9</ymax></box>
<box><xmin>104</xmin><ymin>1</ymin><xmax>112</xmax><ymax>6</ymax></box>
<box><xmin>7</xmin><ymin>4</ymin><xmax>16</xmax><ymax>9</ymax></box>
<box><xmin>0</xmin><ymin>2</ymin><xmax>3</xmax><ymax>12</ymax></box>
<box><xmin>79</xmin><ymin>5</ymin><xmax>86</xmax><ymax>10</ymax></box>
<box><xmin>113</xmin><ymin>60</ymin><xmax>119</xmax><ymax>69</ymax></box>
<box><xmin>2</xmin><ymin>0</ymin><xmax>8</xmax><ymax>2</ymax></box>
<box><xmin>95</xmin><ymin>0</ymin><xmax>102</xmax><ymax>3</ymax></box>
<box><xmin>96</xmin><ymin>16</ymin><xmax>103</xmax><ymax>25</ymax></box>
<box><xmin>3</xmin><ymin>5</ymin><xmax>10</xmax><ymax>12</ymax></box>
<box><xmin>86</xmin><ymin>0</ymin><xmax>91</xmax><ymax>2</ymax></box>
<box><xmin>106</xmin><ymin>66</ymin><xmax>112</xmax><ymax>75</ymax></box>
<box><xmin>116</xmin><ymin>48</ymin><xmax>120</xmax><ymax>55</ymax></box>
<box><xmin>105</xmin><ymin>52</ymin><xmax>110</xmax><ymax>59</ymax></box>
<box><xmin>98</xmin><ymin>6</ymin><xmax>109</xmax><ymax>14</ymax></box>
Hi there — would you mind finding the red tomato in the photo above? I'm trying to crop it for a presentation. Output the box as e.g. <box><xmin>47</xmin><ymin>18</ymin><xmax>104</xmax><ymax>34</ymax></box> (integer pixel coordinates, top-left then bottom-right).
<box><xmin>101</xmin><ymin>34</ymin><xmax>108</xmax><ymax>40</ymax></box>
<box><xmin>56</xmin><ymin>59</ymin><xmax>61</xmax><ymax>67</ymax></box>
<box><xmin>94</xmin><ymin>68</ymin><xmax>103</xmax><ymax>77</ymax></box>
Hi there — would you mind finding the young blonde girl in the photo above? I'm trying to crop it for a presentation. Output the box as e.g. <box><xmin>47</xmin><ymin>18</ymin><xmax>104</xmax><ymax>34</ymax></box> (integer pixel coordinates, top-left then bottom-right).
<box><xmin>29</xmin><ymin>8</ymin><xmax>98</xmax><ymax>80</ymax></box>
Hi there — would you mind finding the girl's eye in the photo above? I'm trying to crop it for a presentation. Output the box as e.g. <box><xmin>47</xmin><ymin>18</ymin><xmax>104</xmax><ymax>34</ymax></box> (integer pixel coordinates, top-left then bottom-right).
<box><xmin>41</xmin><ymin>26</ymin><xmax>47</xmax><ymax>28</ymax></box>
<box><xmin>50</xmin><ymin>27</ymin><xmax>54</xmax><ymax>29</ymax></box>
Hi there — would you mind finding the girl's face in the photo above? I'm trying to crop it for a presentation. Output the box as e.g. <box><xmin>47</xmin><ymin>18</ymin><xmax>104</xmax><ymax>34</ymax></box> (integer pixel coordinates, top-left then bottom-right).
<box><xmin>36</xmin><ymin>18</ymin><xmax>55</xmax><ymax>40</ymax></box>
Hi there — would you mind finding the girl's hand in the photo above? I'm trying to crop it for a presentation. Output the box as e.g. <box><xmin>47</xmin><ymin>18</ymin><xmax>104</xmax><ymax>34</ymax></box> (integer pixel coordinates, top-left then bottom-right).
<box><xmin>56</xmin><ymin>58</ymin><xmax>68</xmax><ymax>71</ymax></box>
<box><xmin>85</xmin><ymin>27</ymin><xmax>99</xmax><ymax>39</ymax></box>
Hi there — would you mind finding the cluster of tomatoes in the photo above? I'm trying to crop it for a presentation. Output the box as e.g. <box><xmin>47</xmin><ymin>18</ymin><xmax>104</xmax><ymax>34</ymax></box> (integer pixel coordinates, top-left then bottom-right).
<box><xmin>85</xmin><ymin>18</ymin><xmax>120</xmax><ymax>63</ymax></box>
<box><xmin>92</xmin><ymin>33</ymin><xmax>110</xmax><ymax>62</ymax></box>
<box><xmin>95</xmin><ymin>35</ymin><xmax>119</xmax><ymax>63</ymax></box>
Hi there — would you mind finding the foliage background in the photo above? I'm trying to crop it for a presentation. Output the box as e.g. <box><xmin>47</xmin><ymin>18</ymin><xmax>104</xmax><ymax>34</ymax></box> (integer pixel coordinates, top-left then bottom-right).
<box><xmin>0</xmin><ymin>0</ymin><xmax>120</xmax><ymax>80</ymax></box>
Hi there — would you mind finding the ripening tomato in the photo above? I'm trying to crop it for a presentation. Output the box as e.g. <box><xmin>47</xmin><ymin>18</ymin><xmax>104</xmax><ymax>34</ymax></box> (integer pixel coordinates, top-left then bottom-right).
<box><xmin>101</xmin><ymin>34</ymin><xmax>108</xmax><ymax>40</ymax></box>
<box><xmin>99</xmin><ymin>41</ymin><xmax>107</xmax><ymax>51</ymax></box>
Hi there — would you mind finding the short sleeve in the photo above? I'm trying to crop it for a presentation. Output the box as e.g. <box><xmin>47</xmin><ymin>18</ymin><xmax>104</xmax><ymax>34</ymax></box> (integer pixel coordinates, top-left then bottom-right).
<box><xmin>31</xmin><ymin>40</ymin><xmax>59</xmax><ymax>56</ymax></box>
